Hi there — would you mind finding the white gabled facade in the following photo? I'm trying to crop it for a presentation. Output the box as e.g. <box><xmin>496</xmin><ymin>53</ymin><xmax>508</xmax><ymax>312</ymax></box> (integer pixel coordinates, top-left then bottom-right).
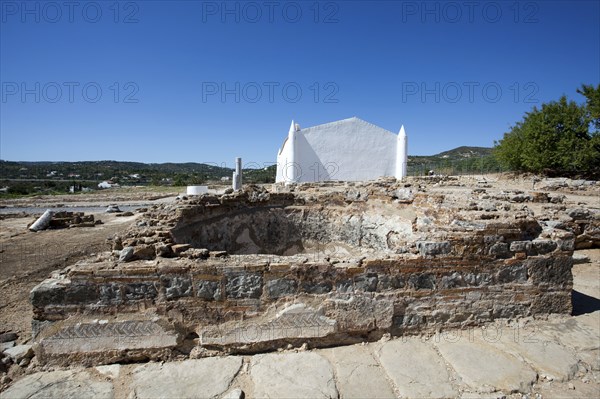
<box><xmin>276</xmin><ymin>117</ymin><xmax>408</xmax><ymax>183</ymax></box>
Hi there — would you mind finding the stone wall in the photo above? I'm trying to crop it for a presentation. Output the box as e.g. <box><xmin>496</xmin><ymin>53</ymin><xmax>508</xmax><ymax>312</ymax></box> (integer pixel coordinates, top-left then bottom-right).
<box><xmin>29</xmin><ymin>179</ymin><xmax>598</xmax><ymax>365</ymax></box>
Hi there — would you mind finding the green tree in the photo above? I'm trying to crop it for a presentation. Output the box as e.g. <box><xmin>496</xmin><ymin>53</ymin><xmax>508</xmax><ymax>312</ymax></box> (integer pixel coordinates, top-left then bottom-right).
<box><xmin>494</xmin><ymin>87</ymin><xmax>600</xmax><ymax>177</ymax></box>
<box><xmin>577</xmin><ymin>83</ymin><xmax>600</xmax><ymax>129</ymax></box>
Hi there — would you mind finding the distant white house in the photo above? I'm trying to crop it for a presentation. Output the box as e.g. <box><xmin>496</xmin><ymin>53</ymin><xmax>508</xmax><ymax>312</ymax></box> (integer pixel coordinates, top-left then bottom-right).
<box><xmin>98</xmin><ymin>181</ymin><xmax>117</xmax><ymax>189</ymax></box>
<box><xmin>276</xmin><ymin>117</ymin><xmax>408</xmax><ymax>183</ymax></box>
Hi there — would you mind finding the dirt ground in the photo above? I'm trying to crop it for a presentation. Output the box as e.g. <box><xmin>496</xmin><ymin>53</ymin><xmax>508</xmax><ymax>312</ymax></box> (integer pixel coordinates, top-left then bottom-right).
<box><xmin>0</xmin><ymin>212</ymin><xmax>139</xmax><ymax>341</ymax></box>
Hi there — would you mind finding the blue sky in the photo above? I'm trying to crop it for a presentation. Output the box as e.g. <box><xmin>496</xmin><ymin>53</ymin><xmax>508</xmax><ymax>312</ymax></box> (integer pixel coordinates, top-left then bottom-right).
<box><xmin>1</xmin><ymin>0</ymin><xmax>599</xmax><ymax>167</ymax></box>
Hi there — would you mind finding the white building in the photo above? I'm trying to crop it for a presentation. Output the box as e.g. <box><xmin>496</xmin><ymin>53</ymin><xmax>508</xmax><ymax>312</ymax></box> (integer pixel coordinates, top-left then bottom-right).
<box><xmin>98</xmin><ymin>181</ymin><xmax>115</xmax><ymax>188</ymax></box>
<box><xmin>276</xmin><ymin>117</ymin><xmax>407</xmax><ymax>183</ymax></box>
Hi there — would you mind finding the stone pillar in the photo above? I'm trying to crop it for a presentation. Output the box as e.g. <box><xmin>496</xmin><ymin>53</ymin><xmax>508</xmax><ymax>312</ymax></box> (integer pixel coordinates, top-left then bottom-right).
<box><xmin>233</xmin><ymin>157</ymin><xmax>242</xmax><ymax>191</ymax></box>
<box><xmin>395</xmin><ymin>125</ymin><xmax>408</xmax><ymax>180</ymax></box>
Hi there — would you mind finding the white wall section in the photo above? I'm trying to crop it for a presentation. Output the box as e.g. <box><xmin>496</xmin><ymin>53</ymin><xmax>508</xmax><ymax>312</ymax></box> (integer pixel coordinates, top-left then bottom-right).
<box><xmin>276</xmin><ymin>117</ymin><xmax>408</xmax><ymax>183</ymax></box>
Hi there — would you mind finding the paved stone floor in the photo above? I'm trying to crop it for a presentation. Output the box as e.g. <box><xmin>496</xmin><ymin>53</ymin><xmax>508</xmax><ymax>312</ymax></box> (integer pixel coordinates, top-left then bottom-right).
<box><xmin>2</xmin><ymin>252</ymin><xmax>599</xmax><ymax>399</ymax></box>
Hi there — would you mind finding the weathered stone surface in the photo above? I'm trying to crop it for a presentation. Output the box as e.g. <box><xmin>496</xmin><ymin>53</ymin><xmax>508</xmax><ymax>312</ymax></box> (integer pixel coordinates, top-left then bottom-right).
<box><xmin>526</xmin><ymin>255</ymin><xmax>573</xmax><ymax>287</ymax></box>
<box><xmin>567</xmin><ymin>208</ymin><xmax>591</xmax><ymax>220</ymax></box>
<box><xmin>119</xmin><ymin>246</ymin><xmax>135</xmax><ymax>262</ymax></box>
<box><xmin>489</xmin><ymin>242</ymin><xmax>510</xmax><ymax>258</ymax></box>
<box><xmin>124</xmin><ymin>282</ymin><xmax>157</xmax><ymax>301</ymax></box>
<box><xmin>572</xmin><ymin>252</ymin><xmax>591</xmax><ymax>264</ymax></box>
<box><xmin>222</xmin><ymin>388</ymin><xmax>245</xmax><ymax>399</ymax></box>
<box><xmin>483</xmin><ymin>325</ymin><xmax>579</xmax><ymax>381</ymax></box>
<box><xmin>132</xmin><ymin>244</ymin><xmax>155</xmax><ymax>260</ymax></box>
<box><xmin>201</xmin><ymin>304</ymin><xmax>336</xmax><ymax>348</ymax></box>
<box><xmin>417</xmin><ymin>241</ymin><xmax>451</xmax><ymax>256</ymax></box>
<box><xmin>3</xmin><ymin>344</ymin><xmax>33</xmax><ymax>363</ymax></box>
<box><xmin>377</xmin><ymin>337</ymin><xmax>458</xmax><ymax>398</ymax></box>
<box><xmin>250</xmin><ymin>352</ymin><xmax>338</xmax><ymax>399</ymax></box>
<box><xmin>496</xmin><ymin>264</ymin><xmax>527</xmax><ymax>284</ymax></box>
<box><xmin>196</xmin><ymin>280</ymin><xmax>221</xmax><ymax>300</ymax></box>
<box><xmin>171</xmin><ymin>243</ymin><xmax>191</xmax><ymax>255</ymax></box>
<box><xmin>0</xmin><ymin>341</ymin><xmax>15</xmax><ymax>351</ymax></box>
<box><xmin>0</xmin><ymin>370</ymin><xmax>113</xmax><ymax>399</ymax></box>
<box><xmin>162</xmin><ymin>275</ymin><xmax>193</xmax><ymax>299</ymax></box>
<box><xmin>323</xmin><ymin>294</ymin><xmax>393</xmax><ymax>332</ymax></box>
<box><xmin>131</xmin><ymin>357</ymin><xmax>242</xmax><ymax>399</ymax></box>
<box><xmin>266</xmin><ymin>278</ymin><xmax>297</xmax><ymax>298</ymax></box>
<box><xmin>323</xmin><ymin>344</ymin><xmax>396</xmax><ymax>399</ymax></box>
<box><xmin>539</xmin><ymin>316</ymin><xmax>600</xmax><ymax>352</ymax></box>
<box><xmin>35</xmin><ymin>318</ymin><xmax>179</xmax><ymax>365</ymax></box>
<box><xmin>354</xmin><ymin>273</ymin><xmax>378</xmax><ymax>292</ymax></box>
<box><xmin>30</xmin><ymin>278</ymin><xmax>68</xmax><ymax>308</ymax></box>
<box><xmin>0</xmin><ymin>332</ymin><xmax>17</xmax><ymax>343</ymax></box>
<box><xmin>226</xmin><ymin>273</ymin><xmax>262</xmax><ymax>299</ymax></box>
<box><xmin>434</xmin><ymin>335</ymin><xmax>537</xmax><ymax>393</ymax></box>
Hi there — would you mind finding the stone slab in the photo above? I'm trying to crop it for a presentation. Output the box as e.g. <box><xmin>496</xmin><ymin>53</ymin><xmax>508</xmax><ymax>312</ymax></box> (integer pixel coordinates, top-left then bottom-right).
<box><xmin>376</xmin><ymin>337</ymin><xmax>458</xmax><ymax>398</ymax></box>
<box><xmin>131</xmin><ymin>357</ymin><xmax>242</xmax><ymax>399</ymax></box>
<box><xmin>322</xmin><ymin>344</ymin><xmax>395</xmax><ymax>399</ymax></box>
<box><xmin>539</xmin><ymin>316</ymin><xmax>600</xmax><ymax>351</ymax></box>
<box><xmin>577</xmin><ymin>348</ymin><xmax>600</xmax><ymax>371</ymax></box>
<box><xmin>0</xmin><ymin>370</ymin><xmax>113</xmax><ymax>399</ymax></box>
<box><xmin>201</xmin><ymin>304</ymin><xmax>336</xmax><ymax>347</ymax></box>
<box><xmin>37</xmin><ymin>318</ymin><xmax>179</xmax><ymax>358</ymax></box>
<box><xmin>250</xmin><ymin>352</ymin><xmax>338</xmax><ymax>399</ymax></box>
<box><xmin>434</xmin><ymin>335</ymin><xmax>537</xmax><ymax>393</ymax></box>
<box><xmin>481</xmin><ymin>325</ymin><xmax>579</xmax><ymax>382</ymax></box>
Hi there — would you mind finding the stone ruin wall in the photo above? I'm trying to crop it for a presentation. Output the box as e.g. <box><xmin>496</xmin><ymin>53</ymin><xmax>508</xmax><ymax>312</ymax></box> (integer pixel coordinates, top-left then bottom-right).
<box><xmin>29</xmin><ymin>179</ymin><xmax>599</xmax><ymax>366</ymax></box>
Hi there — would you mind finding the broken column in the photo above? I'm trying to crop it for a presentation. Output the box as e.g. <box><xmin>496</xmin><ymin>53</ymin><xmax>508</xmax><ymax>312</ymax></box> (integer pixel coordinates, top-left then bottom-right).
<box><xmin>29</xmin><ymin>210</ymin><xmax>54</xmax><ymax>232</ymax></box>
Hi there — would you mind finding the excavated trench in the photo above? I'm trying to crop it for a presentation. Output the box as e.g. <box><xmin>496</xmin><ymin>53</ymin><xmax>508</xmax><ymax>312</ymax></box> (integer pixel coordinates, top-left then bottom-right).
<box><xmin>169</xmin><ymin>203</ymin><xmax>410</xmax><ymax>257</ymax></box>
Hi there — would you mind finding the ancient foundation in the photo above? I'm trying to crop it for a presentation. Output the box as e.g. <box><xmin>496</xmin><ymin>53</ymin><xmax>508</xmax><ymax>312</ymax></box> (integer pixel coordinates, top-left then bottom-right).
<box><xmin>30</xmin><ymin>179</ymin><xmax>598</xmax><ymax>366</ymax></box>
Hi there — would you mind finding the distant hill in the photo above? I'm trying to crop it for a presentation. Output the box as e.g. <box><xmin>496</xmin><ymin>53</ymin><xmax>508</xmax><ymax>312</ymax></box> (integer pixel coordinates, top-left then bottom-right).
<box><xmin>0</xmin><ymin>145</ymin><xmax>497</xmax><ymax>194</ymax></box>
<box><xmin>409</xmin><ymin>146</ymin><xmax>492</xmax><ymax>164</ymax></box>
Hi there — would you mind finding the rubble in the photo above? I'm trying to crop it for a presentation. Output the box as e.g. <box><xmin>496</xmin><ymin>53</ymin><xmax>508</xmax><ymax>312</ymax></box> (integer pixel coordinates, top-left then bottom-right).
<box><xmin>28</xmin><ymin>211</ymin><xmax>100</xmax><ymax>231</ymax></box>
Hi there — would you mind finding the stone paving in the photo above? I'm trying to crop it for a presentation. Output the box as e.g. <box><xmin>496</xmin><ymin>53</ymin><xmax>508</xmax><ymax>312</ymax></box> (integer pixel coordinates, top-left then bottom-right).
<box><xmin>2</xmin><ymin>309</ymin><xmax>599</xmax><ymax>399</ymax></box>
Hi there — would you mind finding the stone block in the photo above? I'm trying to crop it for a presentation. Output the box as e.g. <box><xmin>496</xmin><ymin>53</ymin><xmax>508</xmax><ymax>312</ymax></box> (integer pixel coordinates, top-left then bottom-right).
<box><xmin>65</xmin><ymin>284</ymin><xmax>98</xmax><ymax>304</ymax></box>
<box><xmin>131</xmin><ymin>357</ymin><xmax>242</xmax><ymax>399</ymax></box>
<box><xmin>30</xmin><ymin>279</ymin><xmax>67</xmax><ymax>309</ymax></box>
<box><xmin>225</xmin><ymin>273</ymin><xmax>262</xmax><ymax>299</ymax></box>
<box><xmin>302</xmin><ymin>281</ymin><xmax>332</xmax><ymax>294</ymax></box>
<box><xmin>489</xmin><ymin>242</ymin><xmax>510</xmax><ymax>258</ymax></box>
<box><xmin>408</xmin><ymin>273</ymin><xmax>436</xmax><ymax>290</ymax></box>
<box><xmin>99</xmin><ymin>283</ymin><xmax>123</xmax><ymax>305</ymax></box>
<box><xmin>4</xmin><ymin>344</ymin><xmax>33</xmax><ymax>363</ymax></box>
<box><xmin>527</xmin><ymin>255</ymin><xmax>573</xmax><ymax>286</ymax></box>
<box><xmin>196</xmin><ymin>280</ymin><xmax>221</xmax><ymax>301</ymax></box>
<box><xmin>250</xmin><ymin>352</ymin><xmax>338</xmax><ymax>399</ymax></box>
<box><xmin>496</xmin><ymin>264</ymin><xmax>527</xmax><ymax>284</ymax></box>
<box><xmin>531</xmin><ymin>239</ymin><xmax>558</xmax><ymax>255</ymax></box>
<box><xmin>162</xmin><ymin>275</ymin><xmax>193</xmax><ymax>299</ymax></box>
<box><xmin>354</xmin><ymin>273</ymin><xmax>378</xmax><ymax>292</ymax></box>
<box><xmin>265</xmin><ymin>278</ymin><xmax>297</xmax><ymax>299</ymax></box>
<box><xmin>35</xmin><ymin>318</ymin><xmax>179</xmax><ymax>365</ymax></box>
<box><xmin>200</xmin><ymin>304</ymin><xmax>336</xmax><ymax>347</ymax></box>
<box><xmin>132</xmin><ymin>244</ymin><xmax>156</xmax><ymax>260</ymax></box>
<box><xmin>417</xmin><ymin>241</ymin><xmax>451</xmax><ymax>257</ymax></box>
<box><xmin>171</xmin><ymin>244</ymin><xmax>192</xmax><ymax>255</ymax></box>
